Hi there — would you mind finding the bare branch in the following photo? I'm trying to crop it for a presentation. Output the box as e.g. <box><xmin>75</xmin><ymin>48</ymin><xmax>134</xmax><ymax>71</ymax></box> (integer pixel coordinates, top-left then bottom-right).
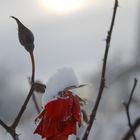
<box><xmin>82</xmin><ymin>0</ymin><xmax>119</xmax><ymax>139</ymax></box>
<box><xmin>0</xmin><ymin>16</ymin><xmax>47</xmax><ymax>140</ymax></box>
<box><xmin>29</xmin><ymin>51</ymin><xmax>41</xmax><ymax>113</ymax></box>
<box><xmin>11</xmin><ymin>82</ymin><xmax>46</xmax><ymax>129</ymax></box>
<box><xmin>122</xmin><ymin>78</ymin><xmax>138</xmax><ymax>140</ymax></box>
<box><xmin>11</xmin><ymin>85</ymin><xmax>34</xmax><ymax>128</ymax></box>
<box><xmin>0</xmin><ymin>82</ymin><xmax>46</xmax><ymax>140</ymax></box>
<box><xmin>127</xmin><ymin>78</ymin><xmax>137</xmax><ymax>107</ymax></box>
<box><xmin>122</xmin><ymin>118</ymin><xmax>140</xmax><ymax>140</ymax></box>
<box><xmin>32</xmin><ymin>94</ymin><xmax>40</xmax><ymax>113</ymax></box>
<box><xmin>0</xmin><ymin>119</ymin><xmax>9</xmax><ymax>130</ymax></box>
<box><xmin>29</xmin><ymin>51</ymin><xmax>35</xmax><ymax>83</ymax></box>
<box><xmin>0</xmin><ymin>119</ymin><xmax>19</xmax><ymax>140</ymax></box>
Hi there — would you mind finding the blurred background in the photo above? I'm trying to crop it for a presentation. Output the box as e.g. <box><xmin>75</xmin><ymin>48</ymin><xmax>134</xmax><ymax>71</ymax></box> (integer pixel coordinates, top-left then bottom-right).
<box><xmin>0</xmin><ymin>0</ymin><xmax>139</xmax><ymax>139</ymax></box>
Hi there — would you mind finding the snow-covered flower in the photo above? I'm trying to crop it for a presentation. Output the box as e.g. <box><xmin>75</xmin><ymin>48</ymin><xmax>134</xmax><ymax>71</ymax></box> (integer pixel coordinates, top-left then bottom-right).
<box><xmin>42</xmin><ymin>67</ymin><xmax>79</xmax><ymax>106</ymax></box>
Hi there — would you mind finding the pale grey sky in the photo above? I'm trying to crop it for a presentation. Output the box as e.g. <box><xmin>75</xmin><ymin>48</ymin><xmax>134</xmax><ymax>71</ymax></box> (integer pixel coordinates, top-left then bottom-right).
<box><xmin>0</xmin><ymin>0</ymin><xmax>138</xmax><ymax>82</ymax></box>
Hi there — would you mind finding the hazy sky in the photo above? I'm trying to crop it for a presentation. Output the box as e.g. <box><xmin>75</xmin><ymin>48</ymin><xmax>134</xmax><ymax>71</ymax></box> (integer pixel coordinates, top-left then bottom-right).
<box><xmin>0</xmin><ymin>0</ymin><xmax>138</xmax><ymax>83</ymax></box>
<box><xmin>0</xmin><ymin>0</ymin><xmax>139</xmax><ymax>140</ymax></box>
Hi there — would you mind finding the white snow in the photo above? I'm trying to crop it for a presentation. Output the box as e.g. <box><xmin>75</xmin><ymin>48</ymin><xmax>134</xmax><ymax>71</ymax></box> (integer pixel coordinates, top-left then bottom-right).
<box><xmin>42</xmin><ymin>67</ymin><xmax>79</xmax><ymax>106</ymax></box>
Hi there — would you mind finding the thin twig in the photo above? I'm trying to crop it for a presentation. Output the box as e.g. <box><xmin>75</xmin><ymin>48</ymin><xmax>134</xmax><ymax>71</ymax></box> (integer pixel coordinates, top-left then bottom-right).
<box><xmin>122</xmin><ymin>78</ymin><xmax>138</xmax><ymax>140</ymax></box>
<box><xmin>32</xmin><ymin>94</ymin><xmax>40</xmax><ymax>113</ymax></box>
<box><xmin>29</xmin><ymin>51</ymin><xmax>35</xmax><ymax>83</ymax></box>
<box><xmin>122</xmin><ymin>118</ymin><xmax>140</xmax><ymax>140</ymax></box>
<box><xmin>82</xmin><ymin>0</ymin><xmax>119</xmax><ymax>139</ymax></box>
<box><xmin>0</xmin><ymin>119</ymin><xmax>19</xmax><ymax>140</ymax></box>
<box><xmin>11</xmin><ymin>82</ymin><xmax>45</xmax><ymax>129</ymax></box>
<box><xmin>0</xmin><ymin>82</ymin><xmax>46</xmax><ymax>140</ymax></box>
<box><xmin>0</xmin><ymin>17</ymin><xmax>44</xmax><ymax>140</ymax></box>
<box><xmin>11</xmin><ymin>85</ymin><xmax>34</xmax><ymax>128</ymax></box>
<box><xmin>29</xmin><ymin>51</ymin><xmax>40</xmax><ymax>113</ymax></box>
<box><xmin>0</xmin><ymin>119</ymin><xmax>9</xmax><ymax>130</ymax></box>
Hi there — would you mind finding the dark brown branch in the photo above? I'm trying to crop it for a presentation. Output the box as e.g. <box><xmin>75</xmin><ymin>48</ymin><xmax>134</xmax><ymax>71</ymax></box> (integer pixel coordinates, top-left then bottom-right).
<box><xmin>29</xmin><ymin>51</ymin><xmax>35</xmax><ymax>83</ymax></box>
<box><xmin>11</xmin><ymin>85</ymin><xmax>34</xmax><ymax>128</ymax></box>
<box><xmin>0</xmin><ymin>119</ymin><xmax>19</xmax><ymax>140</ymax></box>
<box><xmin>127</xmin><ymin>79</ymin><xmax>137</xmax><ymax>107</ymax></box>
<box><xmin>7</xmin><ymin>128</ymin><xmax>19</xmax><ymax>140</ymax></box>
<box><xmin>122</xmin><ymin>78</ymin><xmax>138</xmax><ymax>140</ymax></box>
<box><xmin>0</xmin><ymin>17</ymin><xmax>44</xmax><ymax>140</ymax></box>
<box><xmin>29</xmin><ymin>51</ymin><xmax>40</xmax><ymax>113</ymax></box>
<box><xmin>0</xmin><ymin>119</ymin><xmax>9</xmax><ymax>130</ymax></box>
<box><xmin>0</xmin><ymin>82</ymin><xmax>46</xmax><ymax>140</ymax></box>
<box><xmin>11</xmin><ymin>82</ymin><xmax>45</xmax><ymax>129</ymax></box>
<box><xmin>82</xmin><ymin>0</ymin><xmax>119</xmax><ymax>139</ymax></box>
<box><xmin>122</xmin><ymin>118</ymin><xmax>140</xmax><ymax>140</ymax></box>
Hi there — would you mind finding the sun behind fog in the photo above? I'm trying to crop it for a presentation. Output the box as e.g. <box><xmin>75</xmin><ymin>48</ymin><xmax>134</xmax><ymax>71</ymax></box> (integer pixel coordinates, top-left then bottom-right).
<box><xmin>41</xmin><ymin>0</ymin><xmax>86</xmax><ymax>14</ymax></box>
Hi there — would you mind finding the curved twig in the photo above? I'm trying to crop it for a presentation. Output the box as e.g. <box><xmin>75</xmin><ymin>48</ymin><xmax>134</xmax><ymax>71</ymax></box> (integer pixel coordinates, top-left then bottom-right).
<box><xmin>0</xmin><ymin>82</ymin><xmax>46</xmax><ymax>140</ymax></box>
<box><xmin>29</xmin><ymin>51</ymin><xmax>40</xmax><ymax>113</ymax></box>
<box><xmin>29</xmin><ymin>51</ymin><xmax>35</xmax><ymax>83</ymax></box>
<box><xmin>11</xmin><ymin>85</ymin><xmax>34</xmax><ymax>128</ymax></box>
<box><xmin>11</xmin><ymin>82</ymin><xmax>45</xmax><ymax>129</ymax></box>
<box><xmin>0</xmin><ymin>17</ymin><xmax>45</xmax><ymax>140</ymax></box>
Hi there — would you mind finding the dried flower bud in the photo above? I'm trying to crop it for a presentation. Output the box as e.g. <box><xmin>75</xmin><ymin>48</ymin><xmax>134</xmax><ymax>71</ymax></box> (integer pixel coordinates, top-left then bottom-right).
<box><xmin>11</xmin><ymin>16</ymin><xmax>34</xmax><ymax>52</ymax></box>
